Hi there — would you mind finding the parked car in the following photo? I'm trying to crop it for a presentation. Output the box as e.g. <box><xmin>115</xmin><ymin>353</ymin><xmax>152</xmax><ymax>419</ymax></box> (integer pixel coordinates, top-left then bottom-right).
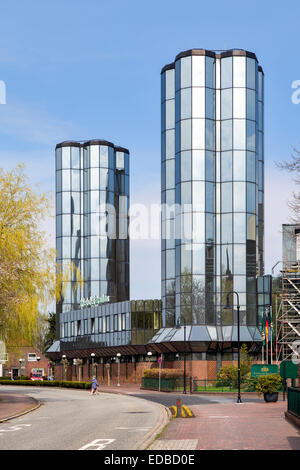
<box><xmin>30</xmin><ymin>373</ymin><xmax>43</xmax><ymax>381</ymax></box>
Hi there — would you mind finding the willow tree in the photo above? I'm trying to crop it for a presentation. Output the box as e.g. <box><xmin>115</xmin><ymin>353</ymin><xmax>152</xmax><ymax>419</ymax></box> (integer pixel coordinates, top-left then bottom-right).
<box><xmin>0</xmin><ymin>165</ymin><xmax>82</xmax><ymax>348</ymax></box>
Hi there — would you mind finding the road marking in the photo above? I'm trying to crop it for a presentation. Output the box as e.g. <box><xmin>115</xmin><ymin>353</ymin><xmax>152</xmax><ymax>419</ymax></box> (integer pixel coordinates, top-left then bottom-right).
<box><xmin>78</xmin><ymin>439</ymin><xmax>115</xmax><ymax>450</ymax></box>
<box><xmin>115</xmin><ymin>427</ymin><xmax>151</xmax><ymax>432</ymax></box>
<box><xmin>0</xmin><ymin>424</ymin><xmax>31</xmax><ymax>435</ymax></box>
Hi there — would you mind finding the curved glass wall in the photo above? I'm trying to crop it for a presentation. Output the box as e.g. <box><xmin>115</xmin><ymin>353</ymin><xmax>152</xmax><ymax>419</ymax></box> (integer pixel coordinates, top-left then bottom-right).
<box><xmin>161</xmin><ymin>64</ymin><xmax>176</xmax><ymax>327</ymax></box>
<box><xmin>161</xmin><ymin>49</ymin><xmax>264</xmax><ymax>330</ymax></box>
<box><xmin>56</xmin><ymin>140</ymin><xmax>130</xmax><ymax>314</ymax></box>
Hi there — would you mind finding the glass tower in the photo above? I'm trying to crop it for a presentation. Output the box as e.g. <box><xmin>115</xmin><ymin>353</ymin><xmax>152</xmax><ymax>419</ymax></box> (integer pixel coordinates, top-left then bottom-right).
<box><xmin>56</xmin><ymin>140</ymin><xmax>130</xmax><ymax>313</ymax></box>
<box><xmin>161</xmin><ymin>49</ymin><xmax>264</xmax><ymax>331</ymax></box>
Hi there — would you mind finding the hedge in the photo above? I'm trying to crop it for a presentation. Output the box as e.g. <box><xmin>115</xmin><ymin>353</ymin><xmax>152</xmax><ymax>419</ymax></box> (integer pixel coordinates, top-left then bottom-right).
<box><xmin>0</xmin><ymin>380</ymin><xmax>91</xmax><ymax>390</ymax></box>
<box><xmin>143</xmin><ymin>368</ymin><xmax>190</xmax><ymax>379</ymax></box>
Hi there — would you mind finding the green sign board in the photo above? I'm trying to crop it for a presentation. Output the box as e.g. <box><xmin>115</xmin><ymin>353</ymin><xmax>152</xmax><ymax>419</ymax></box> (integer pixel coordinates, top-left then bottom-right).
<box><xmin>251</xmin><ymin>364</ymin><xmax>279</xmax><ymax>378</ymax></box>
<box><xmin>280</xmin><ymin>361</ymin><xmax>299</xmax><ymax>379</ymax></box>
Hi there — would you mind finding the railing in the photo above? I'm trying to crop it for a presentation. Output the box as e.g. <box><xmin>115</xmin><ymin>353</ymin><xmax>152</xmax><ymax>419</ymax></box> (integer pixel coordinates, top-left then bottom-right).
<box><xmin>141</xmin><ymin>377</ymin><xmax>188</xmax><ymax>392</ymax></box>
<box><xmin>287</xmin><ymin>387</ymin><xmax>300</xmax><ymax>418</ymax></box>
<box><xmin>191</xmin><ymin>378</ymin><xmax>258</xmax><ymax>393</ymax></box>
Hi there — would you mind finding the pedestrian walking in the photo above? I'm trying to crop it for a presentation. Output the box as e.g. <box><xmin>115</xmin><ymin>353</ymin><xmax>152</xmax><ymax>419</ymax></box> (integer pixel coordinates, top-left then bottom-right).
<box><xmin>90</xmin><ymin>376</ymin><xmax>99</xmax><ymax>395</ymax></box>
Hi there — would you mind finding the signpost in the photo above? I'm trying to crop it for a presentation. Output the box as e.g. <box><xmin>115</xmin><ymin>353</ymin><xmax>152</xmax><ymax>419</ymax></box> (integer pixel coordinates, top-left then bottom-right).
<box><xmin>280</xmin><ymin>360</ymin><xmax>299</xmax><ymax>401</ymax></box>
<box><xmin>251</xmin><ymin>364</ymin><xmax>278</xmax><ymax>378</ymax></box>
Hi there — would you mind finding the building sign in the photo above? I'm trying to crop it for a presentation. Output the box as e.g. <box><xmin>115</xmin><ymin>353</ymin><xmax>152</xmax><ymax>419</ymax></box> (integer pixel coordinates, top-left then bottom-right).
<box><xmin>251</xmin><ymin>364</ymin><xmax>279</xmax><ymax>378</ymax></box>
<box><xmin>280</xmin><ymin>360</ymin><xmax>299</xmax><ymax>379</ymax></box>
<box><xmin>80</xmin><ymin>295</ymin><xmax>110</xmax><ymax>309</ymax></box>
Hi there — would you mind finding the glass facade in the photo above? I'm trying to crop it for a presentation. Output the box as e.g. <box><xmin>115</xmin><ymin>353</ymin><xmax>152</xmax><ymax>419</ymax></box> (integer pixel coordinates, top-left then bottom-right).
<box><xmin>161</xmin><ymin>49</ymin><xmax>264</xmax><ymax>331</ymax></box>
<box><xmin>56</xmin><ymin>140</ymin><xmax>130</xmax><ymax>313</ymax></box>
<box><xmin>56</xmin><ymin>299</ymin><xmax>162</xmax><ymax>351</ymax></box>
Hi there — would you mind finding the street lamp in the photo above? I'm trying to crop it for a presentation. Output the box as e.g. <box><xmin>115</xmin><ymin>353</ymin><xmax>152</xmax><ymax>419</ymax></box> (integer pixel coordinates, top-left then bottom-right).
<box><xmin>19</xmin><ymin>358</ymin><xmax>23</xmax><ymax>379</ymax></box>
<box><xmin>37</xmin><ymin>356</ymin><xmax>41</xmax><ymax>377</ymax></box>
<box><xmin>91</xmin><ymin>353</ymin><xmax>95</xmax><ymax>378</ymax></box>
<box><xmin>116</xmin><ymin>353</ymin><xmax>121</xmax><ymax>387</ymax></box>
<box><xmin>176</xmin><ymin>317</ymin><xmax>187</xmax><ymax>395</ymax></box>
<box><xmin>224</xmin><ymin>291</ymin><xmax>242</xmax><ymax>404</ymax></box>
<box><xmin>62</xmin><ymin>354</ymin><xmax>67</xmax><ymax>382</ymax></box>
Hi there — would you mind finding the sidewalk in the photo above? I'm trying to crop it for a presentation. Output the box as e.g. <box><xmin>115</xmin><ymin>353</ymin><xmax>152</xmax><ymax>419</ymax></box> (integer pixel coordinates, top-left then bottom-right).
<box><xmin>0</xmin><ymin>389</ymin><xmax>40</xmax><ymax>422</ymax></box>
<box><xmin>149</xmin><ymin>401</ymin><xmax>300</xmax><ymax>450</ymax></box>
<box><xmin>98</xmin><ymin>384</ymin><xmax>300</xmax><ymax>450</ymax></box>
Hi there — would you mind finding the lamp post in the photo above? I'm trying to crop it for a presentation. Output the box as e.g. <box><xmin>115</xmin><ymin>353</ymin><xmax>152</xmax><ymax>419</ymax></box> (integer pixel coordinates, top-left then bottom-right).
<box><xmin>62</xmin><ymin>354</ymin><xmax>67</xmax><ymax>382</ymax></box>
<box><xmin>225</xmin><ymin>291</ymin><xmax>242</xmax><ymax>404</ymax></box>
<box><xmin>116</xmin><ymin>353</ymin><xmax>121</xmax><ymax>387</ymax></box>
<box><xmin>176</xmin><ymin>317</ymin><xmax>187</xmax><ymax>395</ymax></box>
<box><xmin>19</xmin><ymin>358</ymin><xmax>23</xmax><ymax>379</ymax></box>
<box><xmin>37</xmin><ymin>356</ymin><xmax>41</xmax><ymax>377</ymax></box>
<box><xmin>91</xmin><ymin>353</ymin><xmax>95</xmax><ymax>378</ymax></box>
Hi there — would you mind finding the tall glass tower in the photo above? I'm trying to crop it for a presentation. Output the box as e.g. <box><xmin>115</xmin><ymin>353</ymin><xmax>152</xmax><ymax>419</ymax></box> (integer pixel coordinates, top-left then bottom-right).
<box><xmin>161</xmin><ymin>49</ymin><xmax>264</xmax><ymax>338</ymax></box>
<box><xmin>55</xmin><ymin>140</ymin><xmax>130</xmax><ymax>313</ymax></box>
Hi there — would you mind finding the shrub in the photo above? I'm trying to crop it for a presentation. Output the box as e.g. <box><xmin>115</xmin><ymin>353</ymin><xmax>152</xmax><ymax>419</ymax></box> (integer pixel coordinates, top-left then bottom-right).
<box><xmin>143</xmin><ymin>368</ymin><xmax>190</xmax><ymax>379</ymax></box>
<box><xmin>255</xmin><ymin>374</ymin><xmax>282</xmax><ymax>396</ymax></box>
<box><xmin>0</xmin><ymin>380</ymin><xmax>91</xmax><ymax>390</ymax></box>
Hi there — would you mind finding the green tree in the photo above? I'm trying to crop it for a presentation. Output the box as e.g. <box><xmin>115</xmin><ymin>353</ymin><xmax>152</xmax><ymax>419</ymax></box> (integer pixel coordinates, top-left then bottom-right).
<box><xmin>0</xmin><ymin>165</ymin><xmax>82</xmax><ymax>348</ymax></box>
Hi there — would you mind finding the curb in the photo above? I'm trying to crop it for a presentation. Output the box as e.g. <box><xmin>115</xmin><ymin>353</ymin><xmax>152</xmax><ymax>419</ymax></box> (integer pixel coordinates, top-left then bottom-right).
<box><xmin>0</xmin><ymin>398</ymin><xmax>41</xmax><ymax>423</ymax></box>
<box><xmin>136</xmin><ymin>405</ymin><xmax>172</xmax><ymax>450</ymax></box>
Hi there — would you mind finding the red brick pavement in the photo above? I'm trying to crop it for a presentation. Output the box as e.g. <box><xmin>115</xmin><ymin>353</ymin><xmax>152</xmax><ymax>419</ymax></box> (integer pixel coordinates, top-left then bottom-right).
<box><xmin>158</xmin><ymin>401</ymin><xmax>300</xmax><ymax>450</ymax></box>
<box><xmin>0</xmin><ymin>391</ymin><xmax>38</xmax><ymax>422</ymax></box>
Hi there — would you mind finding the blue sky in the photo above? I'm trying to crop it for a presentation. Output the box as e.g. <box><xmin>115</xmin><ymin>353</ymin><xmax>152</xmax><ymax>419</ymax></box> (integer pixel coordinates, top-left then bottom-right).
<box><xmin>0</xmin><ymin>0</ymin><xmax>299</xmax><ymax>298</ymax></box>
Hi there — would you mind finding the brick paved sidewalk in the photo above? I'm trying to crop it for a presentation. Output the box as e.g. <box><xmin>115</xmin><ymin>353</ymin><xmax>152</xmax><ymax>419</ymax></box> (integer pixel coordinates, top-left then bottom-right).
<box><xmin>0</xmin><ymin>390</ymin><xmax>39</xmax><ymax>422</ymax></box>
<box><xmin>150</xmin><ymin>401</ymin><xmax>300</xmax><ymax>450</ymax></box>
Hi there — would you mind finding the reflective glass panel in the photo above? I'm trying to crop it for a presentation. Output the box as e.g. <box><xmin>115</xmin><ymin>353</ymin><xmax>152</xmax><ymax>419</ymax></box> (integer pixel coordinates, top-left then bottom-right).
<box><xmin>90</xmin><ymin>146</ymin><xmax>99</xmax><ymax>167</ymax></box>
<box><xmin>192</xmin><ymin>150</ymin><xmax>205</xmax><ymax>180</ymax></box>
<box><xmin>181</xmin><ymin>119</ymin><xmax>192</xmax><ymax>151</ymax></box>
<box><xmin>222</xmin><ymin>213</ymin><xmax>232</xmax><ymax>244</ymax></box>
<box><xmin>181</xmin><ymin>151</ymin><xmax>191</xmax><ymax>182</ymax></box>
<box><xmin>62</xmin><ymin>147</ymin><xmax>70</xmax><ymax>169</ymax></box>
<box><xmin>233</xmin><ymin>181</ymin><xmax>246</xmax><ymax>212</ymax></box>
<box><xmin>192</xmin><ymin>87</ymin><xmax>205</xmax><ymax>118</ymax></box>
<box><xmin>192</xmin><ymin>119</ymin><xmax>205</xmax><ymax>149</ymax></box>
<box><xmin>234</xmin><ymin>213</ymin><xmax>245</xmax><ymax>243</ymax></box>
<box><xmin>221</xmin><ymin>182</ymin><xmax>232</xmax><ymax>212</ymax></box>
<box><xmin>180</xmin><ymin>88</ymin><xmax>191</xmax><ymax>120</ymax></box>
<box><xmin>221</xmin><ymin>120</ymin><xmax>232</xmax><ymax>151</ymax></box>
<box><xmin>221</xmin><ymin>57</ymin><xmax>232</xmax><ymax>89</ymax></box>
<box><xmin>180</xmin><ymin>56</ymin><xmax>191</xmax><ymax>88</ymax></box>
<box><xmin>221</xmin><ymin>151</ymin><xmax>232</xmax><ymax>182</ymax></box>
<box><xmin>233</xmin><ymin>151</ymin><xmax>246</xmax><ymax>180</ymax></box>
<box><xmin>233</xmin><ymin>119</ymin><xmax>246</xmax><ymax>149</ymax></box>
<box><xmin>233</xmin><ymin>88</ymin><xmax>246</xmax><ymax>119</ymax></box>
<box><xmin>221</xmin><ymin>89</ymin><xmax>232</xmax><ymax>120</ymax></box>
<box><xmin>233</xmin><ymin>57</ymin><xmax>246</xmax><ymax>87</ymax></box>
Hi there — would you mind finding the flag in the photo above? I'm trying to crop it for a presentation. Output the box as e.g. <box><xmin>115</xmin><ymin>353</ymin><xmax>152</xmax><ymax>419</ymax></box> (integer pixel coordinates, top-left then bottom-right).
<box><xmin>266</xmin><ymin>310</ymin><xmax>272</xmax><ymax>343</ymax></box>
<box><xmin>261</xmin><ymin>312</ymin><xmax>266</xmax><ymax>346</ymax></box>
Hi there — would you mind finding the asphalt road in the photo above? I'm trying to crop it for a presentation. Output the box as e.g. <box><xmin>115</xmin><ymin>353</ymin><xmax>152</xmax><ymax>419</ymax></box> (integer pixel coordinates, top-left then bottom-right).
<box><xmin>129</xmin><ymin>392</ymin><xmax>264</xmax><ymax>408</ymax></box>
<box><xmin>0</xmin><ymin>386</ymin><xmax>163</xmax><ymax>450</ymax></box>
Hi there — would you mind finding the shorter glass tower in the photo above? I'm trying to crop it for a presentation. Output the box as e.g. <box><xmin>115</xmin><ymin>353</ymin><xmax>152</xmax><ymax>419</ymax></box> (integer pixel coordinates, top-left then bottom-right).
<box><xmin>55</xmin><ymin>140</ymin><xmax>130</xmax><ymax>313</ymax></box>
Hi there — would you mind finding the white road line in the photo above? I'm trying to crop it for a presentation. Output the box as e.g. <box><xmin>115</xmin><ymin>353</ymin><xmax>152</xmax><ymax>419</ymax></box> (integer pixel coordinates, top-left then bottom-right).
<box><xmin>78</xmin><ymin>439</ymin><xmax>115</xmax><ymax>450</ymax></box>
<box><xmin>0</xmin><ymin>424</ymin><xmax>31</xmax><ymax>435</ymax></box>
